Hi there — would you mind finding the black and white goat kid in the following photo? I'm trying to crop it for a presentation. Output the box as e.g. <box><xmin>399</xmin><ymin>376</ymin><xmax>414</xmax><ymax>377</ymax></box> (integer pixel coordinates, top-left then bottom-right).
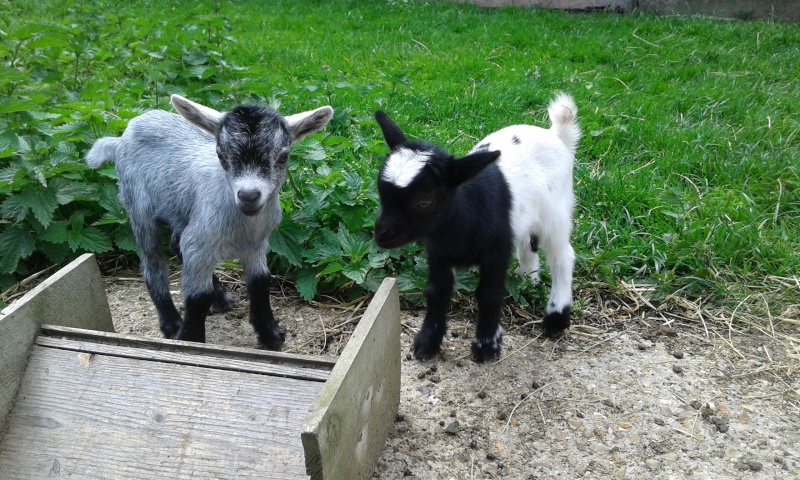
<box><xmin>87</xmin><ymin>95</ymin><xmax>333</xmax><ymax>347</ymax></box>
<box><xmin>374</xmin><ymin>93</ymin><xmax>580</xmax><ymax>362</ymax></box>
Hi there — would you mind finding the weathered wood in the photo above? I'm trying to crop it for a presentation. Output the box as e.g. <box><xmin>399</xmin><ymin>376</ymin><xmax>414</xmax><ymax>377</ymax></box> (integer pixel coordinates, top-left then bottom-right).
<box><xmin>302</xmin><ymin>277</ymin><xmax>401</xmax><ymax>480</ymax></box>
<box><xmin>40</xmin><ymin>324</ymin><xmax>338</xmax><ymax>374</ymax></box>
<box><xmin>0</xmin><ymin>254</ymin><xmax>113</xmax><ymax>433</ymax></box>
<box><xmin>35</xmin><ymin>336</ymin><xmax>331</xmax><ymax>382</ymax></box>
<box><xmin>0</xmin><ymin>344</ymin><xmax>323</xmax><ymax>479</ymax></box>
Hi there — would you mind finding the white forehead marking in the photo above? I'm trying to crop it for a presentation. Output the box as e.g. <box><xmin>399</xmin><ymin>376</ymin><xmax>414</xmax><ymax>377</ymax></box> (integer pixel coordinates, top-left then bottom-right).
<box><xmin>381</xmin><ymin>147</ymin><xmax>430</xmax><ymax>188</ymax></box>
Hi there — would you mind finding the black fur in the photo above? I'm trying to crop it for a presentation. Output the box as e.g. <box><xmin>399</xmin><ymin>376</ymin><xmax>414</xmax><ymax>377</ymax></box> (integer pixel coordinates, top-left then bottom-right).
<box><xmin>374</xmin><ymin>111</ymin><xmax>512</xmax><ymax>362</ymax></box>
<box><xmin>247</xmin><ymin>273</ymin><xmax>286</xmax><ymax>349</ymax></box>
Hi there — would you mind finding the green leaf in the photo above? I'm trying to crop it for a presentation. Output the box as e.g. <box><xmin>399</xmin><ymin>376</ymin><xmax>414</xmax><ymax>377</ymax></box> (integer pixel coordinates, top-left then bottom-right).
<box><xmin>38</xmin><ymin>222</ymin><xmax>69</xmax><ymax>243</ymax></box>
<box><xmin>342</xmin><ymin>258</ymin><xmax>369</xmax><ymax>284</ymax></box>
<box><xmin>68</xmin><ymin>227</ymin><xmax>113</xmax><ymax>253</ymax></box>
<box><xmin>0</xmin><ymin>98</ymin><xmax>38</xmax><ymax>114</ymax></box>
<box><xmin>295</xmin><ymin>267</ymin><xmax>320</xmax><ymax>301</ymax></box>
<box><xmin>269</xmin><ymin>228</ymin><xmax>303</xmax><ymax>267</ymax></box>
<box><xmin>0</xmin><ymin>226</ymin><xmax>35</xmax><ymax>273</ymax></box>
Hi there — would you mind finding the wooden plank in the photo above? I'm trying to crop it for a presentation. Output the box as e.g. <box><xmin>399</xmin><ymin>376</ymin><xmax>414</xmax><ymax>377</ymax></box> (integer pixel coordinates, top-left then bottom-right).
<box><xmin>35</xmin><ymin>336</ymin><xmax>331</xmax><ymax>382</ymax></box>
<box><xmin>0</xmin><ymin>344</ymin><xmax>323</xmax><ymax>479</ymax></box>
<box><xmin>0</xmin><ymin>254</ymin><xmax>113</xmax><ymax>434</ymax></box>
<box><xmin>41</xmin><ymin>324</ymin><xmax>338</xmax><ymax>372</ymax></box>
<box><xmin>302</xmin><ymin>277</ymin><xmax>401</xmax><ymax>480</ymax></box>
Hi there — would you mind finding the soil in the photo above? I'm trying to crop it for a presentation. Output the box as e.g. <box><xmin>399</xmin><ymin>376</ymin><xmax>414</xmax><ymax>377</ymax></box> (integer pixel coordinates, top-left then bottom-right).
<box><xmin>102</xmin><ymin>271</ymin><xmax>800</xmax><ymax>480</ymax></box>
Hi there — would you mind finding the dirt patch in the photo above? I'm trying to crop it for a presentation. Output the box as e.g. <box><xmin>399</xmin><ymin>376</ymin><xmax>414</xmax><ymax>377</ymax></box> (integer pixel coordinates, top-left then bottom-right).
<box><xmin>103</xmin><ymin>271</ymin><xmax>800</xmax><ymax>479</ymax></box>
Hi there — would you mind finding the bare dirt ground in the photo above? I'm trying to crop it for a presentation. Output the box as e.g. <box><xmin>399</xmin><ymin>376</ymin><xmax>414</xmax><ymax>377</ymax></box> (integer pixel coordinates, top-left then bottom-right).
<box><xmin>100</xmin><ymin>269</ymin><xmax>800</xmax><ymax>480</ymax></box>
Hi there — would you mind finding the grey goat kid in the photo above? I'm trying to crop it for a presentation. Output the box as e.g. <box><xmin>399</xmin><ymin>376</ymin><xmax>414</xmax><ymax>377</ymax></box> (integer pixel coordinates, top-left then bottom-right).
<box><xmin>87</xmin><ymin>95</ymin><xmax>333</xmax><ymax>347</ymax></box>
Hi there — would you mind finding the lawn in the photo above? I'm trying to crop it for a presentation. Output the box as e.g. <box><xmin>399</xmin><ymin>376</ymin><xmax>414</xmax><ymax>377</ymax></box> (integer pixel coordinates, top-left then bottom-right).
<box><xmin>1</xmin><ymin>0</ymin><xmax>798</xmax><ymax>320</ymax></box>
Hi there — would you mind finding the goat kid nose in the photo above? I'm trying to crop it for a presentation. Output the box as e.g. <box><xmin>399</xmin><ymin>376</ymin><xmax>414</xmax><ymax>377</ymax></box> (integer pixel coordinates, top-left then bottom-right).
<box><xmin>237</xmin><ymin>189</ymin><xmax>261</xmax><ymax>206</ymax></box>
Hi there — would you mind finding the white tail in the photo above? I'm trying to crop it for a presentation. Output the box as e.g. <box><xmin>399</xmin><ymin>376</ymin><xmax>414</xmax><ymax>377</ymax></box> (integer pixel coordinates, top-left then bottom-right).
<box><xmin>547</xmin><ymin>93</ymin><xmax>581</xmax><ymax>155</ymax></box>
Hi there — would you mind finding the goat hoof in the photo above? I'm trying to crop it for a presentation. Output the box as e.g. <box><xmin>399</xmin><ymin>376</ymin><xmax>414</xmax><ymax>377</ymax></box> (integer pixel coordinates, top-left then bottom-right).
<box><xmin>209</xmin><ymin>291</ymin><xmax>235</xmax><ymax>314</ymax></box>
<box><xmin>258</xmin><ymin>325</ymin><xmax>286</xmax><ymax>350</ymax></box>
<box><xmin>543</xmin><ymin>307</ymin><xmax>571</xmax><ymax>338</ymax></box>
<box><xmin>470</xmin><ymin>338</ymin><xmax>501</xmax><ymax>363</ymax></box>
<box><xmin>174</xmin><ymin>329</ymin><xmax>206</xmax><ymax>343</ymax></box>
<box><xmin>412</xmin><ymin>337</ymin><xmax>441</xmax><ymax>360</ymax></box>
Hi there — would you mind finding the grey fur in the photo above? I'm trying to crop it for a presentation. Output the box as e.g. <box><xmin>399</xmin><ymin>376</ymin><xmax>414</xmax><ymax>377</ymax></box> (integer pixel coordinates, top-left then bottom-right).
<box><xmin>87</xmin><ymin>95</ymin><xmax>333</xmax><ymax>345</ymax></box>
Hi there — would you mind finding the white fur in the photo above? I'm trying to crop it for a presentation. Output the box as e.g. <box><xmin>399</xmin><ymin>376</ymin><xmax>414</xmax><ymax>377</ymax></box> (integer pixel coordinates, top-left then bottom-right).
<box><xmin>381</xmin><ymin>147</ymin><xmax>431</xmax><ymax>188</ymax></box>
<box><xmin>471</xmin><ymin>93</ymin><xmax>580</xmax><ymax>315</ymax></box>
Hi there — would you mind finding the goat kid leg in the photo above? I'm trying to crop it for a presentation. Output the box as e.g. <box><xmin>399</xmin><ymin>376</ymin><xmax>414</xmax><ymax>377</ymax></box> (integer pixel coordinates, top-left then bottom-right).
<box><xmin>414</xmin><ymin>263</ymin><xmax>454</xmax><ymax>360</ymax></box>
<box><xmin>246</xmin><ymin>272</ymin><xmax>285</xmax><ymax>349</ymax></box>
<box><xmin>175</xmin><ymin>257</ymin><xmax>216</xmax><ymax>342</ymax></box>
<box><xmin>472</xmin><ymin>262</ymin><xmax>507</xmax><ymax>362</ymax></box>
<box><xmin>515</xmin><ymin>234</ymin><xmax>541</xmax><ymax>285</ymax></box>
<box><xmin>135</xmin><ymin>223</ymin><xmax>182</xmax><ymax>339</ymax></box>
<box><xmin>171</xmin><ymin>231</ymin><xmax>232</xmax><ymax>314</ymax></box>
<box><xmin>210</xmin><ymin>274</ymin><xmax>235</xmax><ymax>314</ymax></box>
<box><xmin>542</xmin><ymin>242</ymin><xmax>575</xmax><ymax>338</ymax></box>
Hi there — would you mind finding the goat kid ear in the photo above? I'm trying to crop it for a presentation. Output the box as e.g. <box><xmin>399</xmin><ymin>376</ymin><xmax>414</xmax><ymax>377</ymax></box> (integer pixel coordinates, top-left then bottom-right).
<box><xmin>170</xmin><ymin>94</ymin><xmax>225</xmax><ymax>136</ymax></box>
<box><xmin>284</xmin><ymin>106</ymin><xmax>334</xmax><ymax>142</ymax></box>
<box><xmin>447</xmin><ymin>150</ymin><xmax>502</xmax><ymax>187</ymax></box>
<box><xmin>374</xmin><ymin>110</ymin><xmax>407</xmax><ymax>150</ymax></box>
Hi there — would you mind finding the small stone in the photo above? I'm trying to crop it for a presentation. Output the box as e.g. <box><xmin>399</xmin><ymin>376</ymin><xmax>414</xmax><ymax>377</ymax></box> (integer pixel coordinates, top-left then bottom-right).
<box><xmin>645</xmin><ymin>459</ymin><xmax>661</xmax><ymax>471</ymax></box>
<box><xmin>672</xmin><ymin>351</ymin><xmax>684</xmax><ymax>359</ymax></box>
<box><xmin>672</xmin><ymin>365</ymin><xmax>683</xmax><ymax>374</ymax></box>
<box><xmin>520</xmin><ymin>393</ymin><xmax>528</xmax><ymax>400</ymax></box>
<box><xmin>637</xmin><ymin>344</ymin><xmax>647</xmax><ymax>351</ymax></box>
<box><xmin>439</xmin><ymin>420</ymin><xmax>445</xmax><ymax>426</ymax></box>
<box><xmin>717</xmin><ymin>424</ymin><xmax>729</xmax><ymax>433</ymax></box>
<box><xmin>532</xmin><ymin>381</ymin><xmax>542</xmax><ymax>390</ymax></box>
<box><xmin>654</xmin><ymin>418</ymin><xmax>665</xmax><ymax>426</ymax></box>
<box><xmin>396</xmin><ymin>413</ymin><xmax>406</xmax><ymax>422</ymax></box>
<box><xmin>430</xmin><ymin>364</ymin><xmax>438</xmax><ymax>372</ymax></box>
<box><xmin>445</xmin><ymin>420</ymin><xmax>459</xmax><ymax>435</ymax></box>
<box><xmin>456</xmin><ymin>360</ymin><xmax>464</xmax><ymax>367</ymax></box>
<box><xmin>429</xmin><ymin>374</ymin><xmax>441</xmax><ymax>383</ymax></box>
<box><xmin>748</xmin><ymin>461</ymin><xmax>763</xmax><ymax>472</ymax></box>
<box><xmin>450</xmin><ymin>410</ymin><xmax>457</xmax><ymax>418</ymax></box>
<box><xmin>497</xmin><ymin>411</ymin><xmax>508</xmax><ymax>421</ymax></box>
<box><xmin>486</xmin><ymin>453</ymin><xmax>497</xmax><ymax>461</ymax></box>
<box><xmin>403</xmin><ymin>468</ymin><xmax>413</xmax><ymax>477</ymax></box>
<box><xmin>451</xmin><ymin>330</ymin><xmax>459</xmax><ymax>337</ymax></box>
<box><xmin>417</xmin><ymin>371</ymin><xmax>426</xmax><ymax>379</ymax></box>
<box><xmin>690</xmin><ymin>400</ymin><xmax>702</xmax><ymax>410</ymax></box>
<box><xmin>576</xmin><ymin>410</ymin><xmax>585</xmax><ymax>418</ymax></box>
<box><xmin>478</xmin><ymin>391</ymin><xmax>487</xmax><ymax>399</ymax></box>
<box><xmin>405</xmin><ymin>352</ymin><xmax>413</xmax><ymax>360</ymax></box>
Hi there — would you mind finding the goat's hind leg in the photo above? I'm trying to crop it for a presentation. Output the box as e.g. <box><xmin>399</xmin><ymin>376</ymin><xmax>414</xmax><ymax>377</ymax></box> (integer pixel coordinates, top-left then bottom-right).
<box><xmin>242</xmin><ymin>254</ymin><xmax>285</xmax><ymax>350</ymax></box>
<box><xmin>515</xmin><ymin>234</ymin><xmax>541</xmax><ymax>285</ymax></box>
<box><xmin>542</xmin><ymin>238</ymin><xmax>575</xmax><ymax>338</ymax></box>
<box><xmin>138</xmin><ymin>226</ymin><xmax>182</xmax><ymax>339</ymax></box>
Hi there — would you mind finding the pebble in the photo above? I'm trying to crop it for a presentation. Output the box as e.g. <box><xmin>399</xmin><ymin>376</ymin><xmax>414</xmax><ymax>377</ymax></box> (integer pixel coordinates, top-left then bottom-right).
<box><xmin>690</xmin><ymin>400</ymin><xmax>703</xmax><ymax>410</ymax></box>
<box><xmin>645</xmin><ymin>459</ymin><xmax>661</xmax><ymax>471</ymax></box>
<box><xmin>497</xmin><ymin>411</ymin><xmax>508</xmax><ymax>421</ymax></box>
<box><xmin>417</xmin><ymin>371</ymin><xmax>426</xmax><ymax>379</ymax></box>
<box><xmin>654</xmin><ymin>418</ymin><xmax>665</xmax><ymax>426</ymax></box>
<box><xmin>532</xmin><ymin>381</ymin><xmax>542</xmax><ymax>390</ymax></box>
<box><xmin>748</xmin><ymin>460</ymin><xmax>763</xmax><ymax>472</ymax></box>
<box><xmin>429</xmin><ymin>374</ymin><xmax>441</xmax><ymax>383</ymax></box>
<box><xmin>396</xmin><ymin>413</ymin><xmax>406</xmax><ymax>422</ymax></box>
<box><xmin>637</xmin><ymin>344</ymin><xmax>647</xmax><ymax>351</ymax></box>
<box><xmin>672</xmin><ymin>365</ymin><xmax>683</xmax><ymax>374</ymax></box>
<box><xmin>445</xmin><ymin>420</ymin><xmax>459</xmax><ymax>435</ymax></box>
<box><xmin>672</xmin><ymin>351</ymin><xmax>684</xmax><ymax>359</ymax></box>
<box><xmin>478</xmin><ymin>391</ymin><xmax>487</xmax><ymax>399</ymax></box>
<box><xmin>405</xmin><ymin>352</ymin><xmax>412</xmax><ymax>360</ymax></box>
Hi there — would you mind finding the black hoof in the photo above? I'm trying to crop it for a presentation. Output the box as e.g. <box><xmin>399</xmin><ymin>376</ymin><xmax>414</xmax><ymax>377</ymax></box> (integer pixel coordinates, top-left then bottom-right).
<box><xmin>209</xmin><ymin>291</ymin><xmax>235</xmax><ymax>314</ymax></box>
<box><xmin>543</xmin><ymin>306</ymin><xmax>571</xmax><ymax>338</ymax></box>
<box><xmin>470</xmin><ymin>336</ymin><xmax>502</xmax><ymax>363</ymax></box>
<box><xmin>412</xmin><ymin>336</ymin><xmax>442</xmax><ymax>360</ymax></box>
<box><xmin>258</xmin><ymin>324</ymin><xmax>286</xmax><ymax>350</ymax></box>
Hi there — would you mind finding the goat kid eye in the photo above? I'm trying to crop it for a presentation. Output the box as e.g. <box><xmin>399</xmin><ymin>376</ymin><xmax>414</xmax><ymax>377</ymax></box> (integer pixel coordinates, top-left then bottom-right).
<box><xmin>417</xmin><ymin>200</ymin><xmax>432</xmax><ymax>209</ymax></box>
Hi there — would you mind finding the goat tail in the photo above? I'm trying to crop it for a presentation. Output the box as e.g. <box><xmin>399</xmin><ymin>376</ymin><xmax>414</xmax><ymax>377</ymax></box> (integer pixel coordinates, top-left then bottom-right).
<box><xmin>547</xmin><ymin>93</ymin><xmax>581</xmax><ymax>155</ymax></box>
<box><xmin>86</xmin><ymin>137</ymin><xmax>121</xmax><ymax>168</ymax></box>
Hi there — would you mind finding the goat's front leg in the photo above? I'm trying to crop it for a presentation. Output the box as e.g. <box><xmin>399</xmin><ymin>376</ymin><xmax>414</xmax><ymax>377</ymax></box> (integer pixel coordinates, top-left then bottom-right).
<box><xmin>472</xmin><ymin>260</ymin><xmax>507</xmax><ymax>362</ymax></box>
<box><xmin>175</xmin><ymin>260</ymin><xmax>215</xmax><ymax>343</ymax></box>
<box><xmin>414</xmin><ymin>261</ymin><xmax>454</xmax><ymax>360</ymax></box>
<box><xmin>243</xmin><ymin>255</ymin><xmax>285</xmax><ymax>350</ymax></box>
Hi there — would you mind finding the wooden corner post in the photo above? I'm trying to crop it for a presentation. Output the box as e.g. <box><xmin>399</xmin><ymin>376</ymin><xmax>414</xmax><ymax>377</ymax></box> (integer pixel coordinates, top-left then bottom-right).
<box><xmin>301</xmin><ymin>277</ymin><xmax>401</xmax><ymax>480</ymax></box>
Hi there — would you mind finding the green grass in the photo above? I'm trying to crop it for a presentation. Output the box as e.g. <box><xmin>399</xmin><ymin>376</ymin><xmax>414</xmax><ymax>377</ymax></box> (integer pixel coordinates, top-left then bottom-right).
<box><xmin>1</xmin><ymin>0</ymin><xmax>798</xmax><ymax>316</ymax></box>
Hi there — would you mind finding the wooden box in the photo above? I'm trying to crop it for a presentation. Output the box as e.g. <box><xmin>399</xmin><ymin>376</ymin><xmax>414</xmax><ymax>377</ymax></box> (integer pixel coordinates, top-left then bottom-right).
<box><xmin>0</xmin><ymin>254</ymin><xmax>400</xmax><ymax>479</ymax></box>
